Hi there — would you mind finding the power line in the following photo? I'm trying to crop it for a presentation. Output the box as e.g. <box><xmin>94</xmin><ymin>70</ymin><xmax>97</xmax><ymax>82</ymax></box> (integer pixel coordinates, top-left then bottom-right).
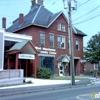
<box><xmin>73</xmin><ymin>5</ymin><xmax>100</xmax><ymax>21</ymax></box>
<box><xmin>80</xmin><ymin>9</ymin><xmax>100</xmax><ymax>21</ymax></box>
<box><xmin>47</xmin><ymin>0</ymin><xmax>57</xmax><ymax>8</ymax></box>
<box><xmin>73</xmin><ymin>13</ymin><xmax>100</xmax><ymax>25</ymax></box>
<box><xmin>77</xmin><ymin>0</ymin><xmax>90</xmax><ymax>7</ymax></box>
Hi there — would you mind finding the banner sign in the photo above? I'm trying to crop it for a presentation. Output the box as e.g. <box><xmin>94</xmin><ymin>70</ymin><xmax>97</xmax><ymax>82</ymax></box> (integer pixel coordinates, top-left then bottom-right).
<box><xmin>18</xmin><ymin>54</ymin><xmax>35</xmax><ymax>59</ymax></box>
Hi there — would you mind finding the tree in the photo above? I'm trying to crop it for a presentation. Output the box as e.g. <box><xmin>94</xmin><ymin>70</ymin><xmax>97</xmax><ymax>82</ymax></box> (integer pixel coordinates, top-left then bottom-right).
<box><xmin>84</xmin><ymin>32</ymin><xmax>100</xmax><ymax>64</ymax></box>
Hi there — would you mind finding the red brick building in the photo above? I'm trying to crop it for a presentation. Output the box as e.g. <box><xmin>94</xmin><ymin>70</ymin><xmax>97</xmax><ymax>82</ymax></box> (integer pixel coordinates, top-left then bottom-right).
<box><xmin>4</xmin><ymin>0</ymin><xmax>86</xmax><ymax>77</ymax></box>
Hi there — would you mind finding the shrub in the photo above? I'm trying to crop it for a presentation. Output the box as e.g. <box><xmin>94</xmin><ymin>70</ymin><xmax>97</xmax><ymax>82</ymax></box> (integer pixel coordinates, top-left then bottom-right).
<box><xmin>37</xmin><ymin>67</ymin><xmax>52</xmax><ymax>79</ymax></box>
<box><xmin>84</xmin><ymin>70</ymin><xmax>94</xmax><ymax>76</ymax></box>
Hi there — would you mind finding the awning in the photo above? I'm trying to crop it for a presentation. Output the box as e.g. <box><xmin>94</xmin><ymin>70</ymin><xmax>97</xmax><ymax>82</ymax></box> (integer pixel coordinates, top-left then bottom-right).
<box><xmin>57</xmin><ymin>55</ymin><xmax>70</xmax><ymax>63</ymax></box>
<box><xmin>6</xmin><ymin>40</ymin><xmax>39</xmax><ymax>55</ymax></box>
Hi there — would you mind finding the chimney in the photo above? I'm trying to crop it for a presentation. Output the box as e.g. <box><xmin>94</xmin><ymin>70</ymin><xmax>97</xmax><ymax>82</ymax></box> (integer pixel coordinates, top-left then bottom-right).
<box><xmin>31</xmin><ymin>0</ymin><xmax>44</xmax><ymax>7</ymax></box>
<box><xmin>2</xmin><ymin>17</ymin><xmax>6</xmax><ymax>29</ymax></box>
<box><xmin>19</xmin><ymin>13</ymin><xmax>24</xmax><ymax>25</ymax></box>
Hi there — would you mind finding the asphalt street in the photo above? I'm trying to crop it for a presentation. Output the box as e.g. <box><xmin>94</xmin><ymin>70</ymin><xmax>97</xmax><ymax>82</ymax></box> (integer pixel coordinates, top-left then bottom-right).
<box><xmin>0</xmin><ymin>84</ymin><xmax>100</xmax><ymax>100</ymax></box>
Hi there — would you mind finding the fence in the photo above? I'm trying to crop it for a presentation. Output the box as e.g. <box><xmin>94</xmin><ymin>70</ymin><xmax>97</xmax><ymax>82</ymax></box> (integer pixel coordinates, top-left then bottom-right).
<box><xmin>0</xmin><ymin>69</ymin><xmax>23</xmax><ymax>86</ymax></box>
<box><xmin>0</xmin><ymin>69</ymin><xmax>23</xmax><ymax>79</ymax></box>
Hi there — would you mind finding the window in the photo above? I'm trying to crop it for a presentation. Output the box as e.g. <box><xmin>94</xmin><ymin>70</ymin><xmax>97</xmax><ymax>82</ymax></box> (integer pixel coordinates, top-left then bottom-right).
<box><xmin>76</xmin><ymin>39</ymin><xmax>79</xmax><ymax>50</ymax></box>
<box><xmin>57</xmin><ymin>36</ymin><xmax>66</xmax><ymax>49</ymax></box>
<box><xmin>84</xmin><ymin>64</ymin><xmax>86</xmax><ymax>70</ymax></box>
<box><xmin>49</xmin><ymin>34</ymin><xmax>54</xmax><ymax>47</ymax></box>
<box><xmin>40</xmin><ymin>31</ymin><xmax>45</xmax><ymax>46</ymax></box>
<box><xmin>94</xmin><ymin>63</ymin><xmax>98</xmax><ymax>70</ymax></box>
<box><xmin>57</xmin><ymin>23</ymin><xmax>66</xmax><ymax>32</ymax></box>
<box><xmin>57</xmin><ymin>23</ymin><xmax>61</xmax><ymax>31</ymax></box>
<box><xmin>57</xmin><ymin>36</ymin><xmax>61</xmax><ymax>48</ymax></box>
<box><xmin>62</xmin><ymin>24</ymin><xmax>66</xmax><ymax>32</ymax></box>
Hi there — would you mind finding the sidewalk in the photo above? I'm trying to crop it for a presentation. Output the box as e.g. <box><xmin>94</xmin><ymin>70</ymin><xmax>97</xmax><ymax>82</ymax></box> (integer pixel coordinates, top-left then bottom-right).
<box><xmin>0</xmin><ymin>77</ymin><xmax>100</xmax><ymax>90</ymax></box>
<box><xmin>0</xmin><ymin>78</ymin><xmax>80</xmax><ymax>89</ymax></box>
<box><xmin>0</xmin><ymin>77</ymin><xmax>100</xmax><ymax>97</ymax></box>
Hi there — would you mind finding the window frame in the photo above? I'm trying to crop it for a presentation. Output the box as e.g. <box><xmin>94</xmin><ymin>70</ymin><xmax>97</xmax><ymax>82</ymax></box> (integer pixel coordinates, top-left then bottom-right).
<box><xmin>61</xmin><ymin>24</ymin><xmax>66</xmax><ymax>32</ymax></box>
<box><xmin>40</xmin><ymin>31</ymin><xmax>45</xmax><ymax>46</ymax></box>
<box><xmin>57</xmin><ymin>35</ymin><xmax>66</xmax><ymax>49</ymax></box>
<box><xmin>57</xmin><ymin>23</ymin><xmax>61</xmax><ymax>31</ymax></box>
<box><xmin>94</xmin><ymin>63</ymin><xmax>98</xmax><ymax>70</ymax></box>
<box><xmin>75</xmin><ymin>39</ymin><xmax>79</xmax><ymax>51</ymax></box>
<box><xmin>49</xmin><ymin>33</ymin><xmax>54</xmax><ymax>47</ymax></box>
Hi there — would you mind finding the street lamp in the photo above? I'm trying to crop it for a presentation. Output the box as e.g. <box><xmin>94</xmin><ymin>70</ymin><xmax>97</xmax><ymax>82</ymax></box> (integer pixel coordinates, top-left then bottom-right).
<box><xmin>63</xmin><ymin>0</ymin><xmax>77</xmax><ymax>85</ymax></box>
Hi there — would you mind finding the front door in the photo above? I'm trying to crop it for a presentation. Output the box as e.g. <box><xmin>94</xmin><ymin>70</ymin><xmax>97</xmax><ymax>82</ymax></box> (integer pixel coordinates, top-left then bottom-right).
<box><xmin>59</xmin><ymin>66</ymin><xmax>64</xmax><ymax>76</ymax></box>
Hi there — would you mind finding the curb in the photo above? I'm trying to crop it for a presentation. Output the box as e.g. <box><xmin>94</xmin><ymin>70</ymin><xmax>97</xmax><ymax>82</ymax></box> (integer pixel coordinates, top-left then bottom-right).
<box><xmin>0</xmin><ymin>83</ymin><xmax>92</xmax><ymax>97</ymax></box>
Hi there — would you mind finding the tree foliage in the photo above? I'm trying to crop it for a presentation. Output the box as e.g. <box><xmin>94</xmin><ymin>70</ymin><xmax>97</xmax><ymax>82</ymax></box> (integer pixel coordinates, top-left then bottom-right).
<box><xmin>84</xmin><ymin>32</ymin><xmax>100</xmax><ymax>64</ymax></box>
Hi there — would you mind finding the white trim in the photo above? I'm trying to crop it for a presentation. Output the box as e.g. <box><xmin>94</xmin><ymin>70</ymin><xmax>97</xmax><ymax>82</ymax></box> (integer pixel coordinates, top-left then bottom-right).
<box><xmin>57</xmin><ymin>34</ymin><xmax>66</xmax><ymax>37</ymax></box>
<box><xmin>94</xmin><ymin>63</ymin><xmax>98</xmax><ymax>70</ymax></box>
<box><xmin>74</xmin><ymin>57</ymin><xmax>80</xmax><ymax>59</ymax></box>
<box><xmin>12</xmin><ymin>11</ymin><xmax>77</xmax><ymax>34</ymax></box>
<box><xmin>38</xmin><ymin>54</ymin><xmax>55</xmax><ymax>57</ymax></box>
<box><xmin>75</xmin><ymin>38</ymin><xmax>79</xmax><ymax>51</ymax></box>
<box><xmin>48</xmin><ymin>11</ymin><xmax>63</xmax><ymax>28</ymax></box>
<box><xmin>4</xmin><ymin>32</ymin><xmax>32</xmax><ymax>42</ymax></box>
<box><xmin>57</xmin><ymin>23</ymin><xmax>61</xmax><ymax>31</ymax></box>
<box><xmin>40</xmin><ymin>31</ymin><xmax>45</xmax><ymax>46</ymax></box>
<box><xmin>18</xmin><ymin>54</ymin><xmax>35</xmax><ymax>59</ymax></box>
<box><xmin>0</xmin><ymin>31</ymin><xmax>4</xmax><ymax>70</ymax></box>
<box><xmin>32</xmin><ymin>6</ymin><xmax>42</xmax><ymax>23</ymax></box>
<box><xmin>49</xmin><ymin>33</ymin><xmax>54</xmax><ymax>47</ymax></box>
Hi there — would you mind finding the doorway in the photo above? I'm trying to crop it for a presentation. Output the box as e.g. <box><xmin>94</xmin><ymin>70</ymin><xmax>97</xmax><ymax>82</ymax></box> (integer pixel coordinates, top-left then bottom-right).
<box><xmin>18</xmin><ymin>59</ymin><xmax>33</xmax><ymax>77</ymax></box>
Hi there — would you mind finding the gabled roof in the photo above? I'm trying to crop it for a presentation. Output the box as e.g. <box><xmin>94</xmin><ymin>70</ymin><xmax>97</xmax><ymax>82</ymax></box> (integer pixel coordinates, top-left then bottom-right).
<box><xmin>8</xmin><ymin>40</ymin><xmax>29</xmax><ymax>51</ymax></box>
<box><xmin>6</xmin><ymin>40</ymin><xmax>39</xmax><ymax>54</ymax></box>
<box><xmin>57</xmin><ymin>55</ymin><xmax>70</xmax><ymax>62</ymax></box>
<box><xmin>6</xmin><ymin>4</ymin><xmax>61</xmax><ymax>32</ymax></box>
<box><xmin>74</xmin><ymin>27</ymin><xmax>87</xmax><ymax>36</ymax></box>
<box><xmin>6</xmin><ymin>4</ymin><xmax>87</xmax><ymax>36</ymax></box>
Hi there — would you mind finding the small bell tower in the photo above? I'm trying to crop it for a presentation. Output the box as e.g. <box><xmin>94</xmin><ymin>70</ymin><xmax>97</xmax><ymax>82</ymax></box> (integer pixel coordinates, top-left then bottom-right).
<box><xmin>31</xmin><ymin>0</ymin><xmax>44</xmax><ymax>7</ymax></box>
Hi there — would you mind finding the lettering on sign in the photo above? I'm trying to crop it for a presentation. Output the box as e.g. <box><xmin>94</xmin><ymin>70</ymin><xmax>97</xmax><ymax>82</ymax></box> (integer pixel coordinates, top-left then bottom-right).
<box><xmin>40</xmin><ymin>51</ymin><xmax>48</xmax><ymax>54</ymax></box>
<box><xmin>40</xmin><ymin>51</ymin><xmax>57</xmax><ymax>55</ymax></box>
<box><xmin>49</xmin><ymin>51</ymin><xmax>57</xmax><ymax>55</ymax></box>
<box><xmin>43</xmin><ymin>47</ymin><xmax>55</xmax><ymax>51</ymax></box>
<box><xmin>35</xmin><ymin>46</ymin><xmax>41</xmax><ymax>50</ymax></box>
<box><xmin>18</xmin><ymin>54</ymin><xmax>35</xmax><ymax>59</ymax></box>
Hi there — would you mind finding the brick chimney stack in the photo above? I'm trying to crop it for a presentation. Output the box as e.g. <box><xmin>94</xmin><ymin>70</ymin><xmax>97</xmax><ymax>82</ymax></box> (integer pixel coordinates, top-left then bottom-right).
<box><xmin>19</xmin><ymin>13</ymin><xmax>24</xmax><ymax>25</ymax></box>
<box><xmin>2</xmin><ymin>17</ymin><xmax>6</xmax><ymax>29</ymax></box>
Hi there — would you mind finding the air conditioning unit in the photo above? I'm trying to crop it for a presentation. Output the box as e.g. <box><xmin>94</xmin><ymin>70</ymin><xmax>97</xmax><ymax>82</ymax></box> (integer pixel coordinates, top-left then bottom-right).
<box><xmin>61</xmin><ymin>42</ymin><xmax>64</xmax><ymax>48</ymax></box>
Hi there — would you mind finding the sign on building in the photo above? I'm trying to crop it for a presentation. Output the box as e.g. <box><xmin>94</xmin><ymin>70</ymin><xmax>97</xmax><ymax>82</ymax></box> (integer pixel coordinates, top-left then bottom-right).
<box><xmin>18</xmin><ymin>54</ymin><xmax>35</xmax><ymax>59</ymax></box>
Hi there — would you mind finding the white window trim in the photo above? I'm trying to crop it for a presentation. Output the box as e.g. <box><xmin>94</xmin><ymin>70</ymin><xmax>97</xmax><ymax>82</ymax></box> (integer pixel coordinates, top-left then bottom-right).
<box><xmin>57</xmin><ymin>35</ymin><xmax>66</xmax><ymax>49</ymax></box>
<box><xmin>76</xmin><ymin>38</ymin><xmax>79</xmax><ymax>51</ymax></box>
<box><xmin>49</xmin><ymin>33</ymin><xmax>54</xmax><ymax>47</ymax></box>
<box><xmin>57</xmin><ymin>23</ymin><xmax>61</xmax><ymax>31</ymax></box>
<box><xmin>61</xmin><ymin>24</ymin><xmax>66</xmax><ymax>32</ymax></box>
<box><xmin>84</xmin><ymin>64</ymin><xmax>86</xmax><ymax>70</ymax></box>
<box><xmin>94</xmin><ymin>63</ymin><xmax>98</xmax><ymax>70</ymax></box>
<box><xmin>40</xmin><ymin>31</ymin><xmax>45</xmax><ymax>46</ymax></box>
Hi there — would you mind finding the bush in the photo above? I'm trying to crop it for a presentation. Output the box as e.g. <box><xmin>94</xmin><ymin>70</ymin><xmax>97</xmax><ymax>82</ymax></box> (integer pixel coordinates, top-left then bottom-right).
<box><xmin>85</xmin><ymin>70</ymin><xmax>100</xmax><ymax>76</ymax></box>
<box><xmin>84</xmin><ymin>70</ymin><xmax>94</xmax><ymax>76</ymax></box>
<box><xmin>37</xmin><ymin>67</ymin><xmax>52</xmax><ymax>79</ymax></box>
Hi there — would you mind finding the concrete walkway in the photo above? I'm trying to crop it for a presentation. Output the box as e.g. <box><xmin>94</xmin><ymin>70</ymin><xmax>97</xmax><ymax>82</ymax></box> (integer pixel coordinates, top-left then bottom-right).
<box><xmin>0</xmin><ymin>77</ymin><xmax>100</xmax><ymax>90</ymax></box>
<box><xmin>0</xmin><ymin>78</ymin><xmax>80</xmax><ymax>89</ymax></box>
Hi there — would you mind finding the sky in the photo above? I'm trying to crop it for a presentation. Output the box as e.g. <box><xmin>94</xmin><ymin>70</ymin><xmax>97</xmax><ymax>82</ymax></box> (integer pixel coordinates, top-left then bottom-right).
<box><xmin>0</xmin><ymin>0</ymin><xmax>100</xmax><ymax>47</ymax></box>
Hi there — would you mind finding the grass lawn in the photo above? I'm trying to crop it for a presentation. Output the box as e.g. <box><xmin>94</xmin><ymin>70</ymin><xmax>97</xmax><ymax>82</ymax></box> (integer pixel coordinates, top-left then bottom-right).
<box><xmin>50</xmin><ymin>76</ymin><xmax>90</xmax><ymax>80</ymax></box>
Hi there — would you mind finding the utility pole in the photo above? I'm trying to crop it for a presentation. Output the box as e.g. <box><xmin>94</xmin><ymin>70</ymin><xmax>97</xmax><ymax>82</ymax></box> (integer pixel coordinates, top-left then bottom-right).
<box><xmin>63</xmin><ymin>0</ymin><xmax>77</xmax><ymax>85</ymax></box>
